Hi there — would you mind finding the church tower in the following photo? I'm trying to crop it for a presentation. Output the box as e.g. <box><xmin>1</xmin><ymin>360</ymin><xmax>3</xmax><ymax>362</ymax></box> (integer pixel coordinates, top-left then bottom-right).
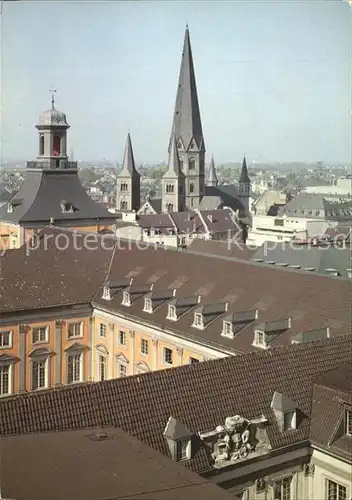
<box><xmin>238</xmin><ymin>156</ymin><xmax>251</xmax><ymax>215</ymax></box>
<box><xmin>116</xmin><ymin>133</ymin><xmax>140</xmax><ymax>212</ymax></box>
<box><xmin>206</xmin><ymin>156</ymin><xmax>218</xmax><ymax>187</ymax></box>
<box><xmin>169</xmin><ymin>26</ymin><xmax>205</xmax><ymax>210</ymax></box>
<box><xmin>35</xmin><ymin>89</ymin><xmax>71</xmax><ymax>169</ymax></box>
<box><xmin>162</xmin><ymin>134</ymin><xmax>185</xmax><ymax>212</ymax></box>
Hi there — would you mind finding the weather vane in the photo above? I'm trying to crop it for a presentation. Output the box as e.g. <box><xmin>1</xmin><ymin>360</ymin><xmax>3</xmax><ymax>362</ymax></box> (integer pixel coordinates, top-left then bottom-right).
<box><xmin>49</xmin><ymin>87</ymin><xmax>57</xmax><ymax>108</ymax></box>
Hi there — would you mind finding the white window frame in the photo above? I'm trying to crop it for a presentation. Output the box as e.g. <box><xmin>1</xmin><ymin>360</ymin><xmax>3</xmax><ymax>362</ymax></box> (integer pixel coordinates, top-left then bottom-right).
<box><xmin>273</xmin><ymin>476</ymin><xmax>292</xmax><ymax>500</ymax></box>
<box><xmin>118</xmin><ymin>330</ymin><xmax>127</xmax><ymax>347</ymax></box>
<box><xmin>99</xmin><ymin>323</ymin><xmax>107</xmax><ymax>338</ymax></box>
<box><xmin>222</xmin><ymin>321</ymin><xmax>233</xmax><ymax>338</ymax></box>
<box><xmin>346</xmin><ymin>409</ymin><xmax>352</xmax><ymax>436</ymax></box>
<box><xmin>283</xmin><ymin>410</ymin><xmax>296</xmax><ymax>431</ymax></box>
<box><xmin>167</xmin><ymin>305</ymin><xmax>177</xmax><ymax>321</ymax></box>
<box><xmin>144</xmin><ymin>298</ymin><xmax>153</xmax><ymax>313</ymax></box>
<box><xmin>193</xmin><ymin>313</ymin><xmax>203</xmax><ymax>329</ymax></box>
<box><xmin>117</xmin><ymin>361</ymin><xmax>128</xmax><ymax>378</ymax></box>
<box><xmin>254</xmin><ymin>330</ymin><xmax>266</xmax><ymax>348</ymax></box>
<box><xmin>7</xmin><ymin>204</ymin><xmax>13</xmax><ymax>213</ymax></box>
<box><xmin>32</xmin><ymin>326</ymin><xmax>48</xmax><ymax>344</ymax></box>
<box><xmin>0</xmin><ymin>364</ymin><xmax>12</xmax><ymax>396</ymax></box>
<box><xmin>0</xmin><ymin>331</ymin><xmax>12</xmax><ymax>349</ymax></box>
<box><xmin>140</xmin><ymin>338</ymin><xmax>149</xmax><ymax>356</ymax></box>
<box><xmin>326</xmin><ymin>479</ymin><xmax>347</xmax><ymax>500</ymax></box>
<box><xmin>31</xmin><ymin>358</ymin><xmax>49</xmax><ymax>390</ymax></box>
<box><xmin>163</xmin><ymin>347</ymin><xmax>173</xmax><ymax>365</ymax></box>
<box><xmin>122</xmin><ymin>291</ymin><xmax>131</xmax><ymax>306</ymax></box>
<box><xmin>67</xmin><ymin>322</ymin><xmax>83</xmax><ymax>339</ymax></box>
<box><xmin>67</xmin><ymin>352</ymin><xmax>82</xmax><ymax>384</ymax></box>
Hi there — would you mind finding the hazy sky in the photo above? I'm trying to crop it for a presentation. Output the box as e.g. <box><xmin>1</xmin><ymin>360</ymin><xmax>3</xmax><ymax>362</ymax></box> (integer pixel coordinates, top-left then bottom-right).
<box><xmin>1</xmin><ymin>0</ymin><xmax>351</xmax><ymax>164</ymax></box>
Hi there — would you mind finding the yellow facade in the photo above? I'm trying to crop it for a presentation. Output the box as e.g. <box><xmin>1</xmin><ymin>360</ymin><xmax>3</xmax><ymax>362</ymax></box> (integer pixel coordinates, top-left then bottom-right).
<box><xmin>0</xmin><ymin>222</ymin><xmax>20</xmax><ymax>251</ymax></box>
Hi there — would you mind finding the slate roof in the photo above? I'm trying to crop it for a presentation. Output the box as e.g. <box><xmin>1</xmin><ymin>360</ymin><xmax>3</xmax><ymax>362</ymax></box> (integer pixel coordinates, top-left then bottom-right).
<box><xmin>0</xmin><ymin>336</ymin><xmax>351</xmax><ymax>473</ymax></box>
<box><xmin>204</xmin><ymin>185</ymin><xmax>244</xmax><ymax>212</ymax></box>
<box><xmin>206</xmin><ymin>156</ymin><xmax>218</xmax><ymax>186</ymax></box>
<box><xmin>138</xmin><ymin>209</ymin><xmax>242</xmax><ymax>237</ymax></box>
<box><xmin>281</xmin><ymin>193</ymin><xmax>352</xmax><ymax>220</ymax></box>
<box><xmin>252</xmin><ymin>243</ymin><xmax>352</xmax><ymax>277</ymax></box>
<box><xmin>0</xmin><ymin>170</ymin><xmax>117</xmax><ymax>223</ymax></box>
<box><xmin>117</xmin><ymin>132</ymin><xmax>140</xmax><ymax>178</ymax></box>
<box><xmin>169</xmin><ymin>27</ymin><xmax>204</xmax><ymax>152</ymax></box>
<box><xmin>0</xmin><ymin>427</ymin><xmax>234</xmax><ymax>500</ymax></box>
<box><xmin>239</xmin><ymin>156</ymin><xmax>250</xmax><ymax>184</ymax></box>
<box><xmin>0</xmin><ymin>188</ymin><xmax>12</xmax><ymax>204</ymax></box>
<box><xmin>310</xmin><ymin>363</ymin><xmax>352</xmax><ymax>461</ymax></box>
<box><xmin>187</xmin><ymin>239</ymin><xmax>255</xmax><ymax>260</ymax></box>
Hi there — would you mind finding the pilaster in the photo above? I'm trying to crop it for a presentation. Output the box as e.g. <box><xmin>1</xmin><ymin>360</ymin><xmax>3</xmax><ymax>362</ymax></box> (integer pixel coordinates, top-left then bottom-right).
<box><xmin>176</xmin><ymin>347</ymin><xmax>183</xmax><ymax>366</ymax></box>
<box><xmin>129</xmin><ymin>330</ymin><xmax>135</xmax><ymax>375</ymax></box>
<box><xmin>152</xmin><ymin>338</ymin><xmax>159</xmax><ymax>370</ymax></box>
<box><xmin>18</xmin><ymin>324</ymin><xmax>28</xmax><ymax>393</ymax></box>
<box><xmin>87</xmin><ymin>317</ymin><xmax>93</xmax><ymax>381</ymax></box>
<box><xmin>54</xmin><ymin>320</ymin><xmax>63</xmax><ymax>386</ymax></box>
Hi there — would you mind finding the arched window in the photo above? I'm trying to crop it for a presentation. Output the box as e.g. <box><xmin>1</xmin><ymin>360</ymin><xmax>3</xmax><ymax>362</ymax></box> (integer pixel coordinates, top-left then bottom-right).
<box><xmin>167</xmin><ymin>203</ymin><xmax>174</xmax><ymax>212</ymax></box>
<box><xmin>189</xmin><ymin>158</ymin><xmax>195</xmax><ymax>170</ymax></box>
<box><xmin>190</xmin><ymin>183</ymin><xmax>194</xmax><ymax>193</ymax></box>
<box><xmin>120</xmin><ymin>201</ymin><xmax>128</xmax><ymax>210</ymax></box>
<box><xmin>39</xmin><ymin>135</ymin><xmax>44</xmax><ymax>156</ymax></box>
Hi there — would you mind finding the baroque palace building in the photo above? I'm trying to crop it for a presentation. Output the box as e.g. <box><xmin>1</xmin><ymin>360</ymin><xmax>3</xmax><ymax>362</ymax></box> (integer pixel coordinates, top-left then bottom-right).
<box><xmin>0</xmin><ymin>227</ymin><xmax>350</xmax><ymax>395</ymax></box>
<box><xmin>0</xmin><ymin>94</ymin><xmax>116</xmax><ymax>251</ymax></box>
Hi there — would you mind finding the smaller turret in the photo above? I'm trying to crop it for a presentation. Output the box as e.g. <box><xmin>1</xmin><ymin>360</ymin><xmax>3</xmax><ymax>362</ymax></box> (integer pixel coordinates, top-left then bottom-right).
<box><xmin>116</xmin><ymin>133</ymin><xmax>140</xmax><ymax>212</ymax></box>
<box><xmin>162</xmin><ymin>134</ymin><xmax>185</xmax><ymax>212</ymax></box>
<box><xmin>206</xmin><ymin>156</ymin><xmax>218</xmax><ymax>187</ymax></box>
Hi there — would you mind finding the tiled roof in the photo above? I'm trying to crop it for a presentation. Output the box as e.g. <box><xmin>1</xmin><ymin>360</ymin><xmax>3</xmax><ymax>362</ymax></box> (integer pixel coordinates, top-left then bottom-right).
<box><xmin>310</xmin><ymin>364</ymin><xmax>352</xmax><ymax>461</ymax></box>
<box><xmin>0</xmin><ymin>336</ymin><xmax>351</xmax><ymax>473</ymax></box>
<box><xmin>1</xmin><ymin>427</ymin><xmax>234</xmax><ymax>500</ymax></box>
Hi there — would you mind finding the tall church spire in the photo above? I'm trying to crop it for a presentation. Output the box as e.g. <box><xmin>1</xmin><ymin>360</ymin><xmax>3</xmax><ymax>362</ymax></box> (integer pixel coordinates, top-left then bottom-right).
<box><xmin>116</xmin><ymin>132</ymin><xmax>140</xmax><ymax>212</ymax></box>
<box><xmin>169</xmin><ymin>26</ymin><xmax>204</xmax><ymax>153</ymax></box>
<box><xmin>239</xmin><ymin>156</ymin><xmax>250</xmax><ymax>184</ymax></box>
<box><xmin>206</xmin><ymin>156</ymin><xmax>218</xmax><ymax>187</ymax></box>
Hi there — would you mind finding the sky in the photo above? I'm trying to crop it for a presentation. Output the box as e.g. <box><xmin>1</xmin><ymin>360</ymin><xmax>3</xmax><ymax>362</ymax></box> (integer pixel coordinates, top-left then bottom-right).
<box><xmin>0</xmin><ymin>0</ymin><xmax>351</xmax><ymax>164</ymax></box>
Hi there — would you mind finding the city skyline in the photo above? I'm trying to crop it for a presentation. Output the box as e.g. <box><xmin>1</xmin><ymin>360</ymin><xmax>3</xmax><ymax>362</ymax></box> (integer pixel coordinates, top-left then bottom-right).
<box><xmin>1</xmin><ymin>1</ymin><xmax>350</xmax><ymax>164</ymax></box>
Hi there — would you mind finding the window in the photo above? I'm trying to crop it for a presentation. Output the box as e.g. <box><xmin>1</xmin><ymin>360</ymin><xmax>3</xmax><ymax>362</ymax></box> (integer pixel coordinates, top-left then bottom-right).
<box><xmin>163</xmin><ymin>347</ymin><xmax>173</xmax><ymax>365</ymax></box>
<box><xmin>141</xmin><ymin>339</ymin><xmax>149</xmax><ymax>355</ymax></box>
<box><xmin>118</xmin><ymin>362</ymin><xmax>127</xmax><ymax>378</ymax></box>
<box><xmin>283</xmin><ymin>411</ymin><xmax>296</xmax><ymax>431</ymax></box>
<box><xmin>118</xmin><ymin>330</ymin><xmax>126</xmax><ymax>347</ymax></box>
<box><xmin>326</xmin><ymin>480</ymin><xmax>347</xmax><ymax>500</ymax></box>
<box><xmin>273</xmin><ymin>477</ymin><xmax>292</xmax><ymax>500</ymax></box>
<box><xmin>120</xmin><ymin>201</ymin><xmax>128</xmax><ymax>210</ymax></box>
<box><xmin>39</xmin><ymin>135</ymin><xmax>45</xmax><ymax>155</ymax></box>
<box><xmin>222</xmin><ymin>321</ymin><xmax>233</xmax><ymax>337</ymax></box>
<box><xmin>167</xmin><ymin>203</ymin><xmax>174</xmax><ymax>212</ymax></box>
<box><xmin>189</xmin><ymin>158</ymin><xmax>195</xmax><ymax>170</ymax></box>
<box><xmin>68</xmin><ymin>322</ymin><xmax>82</xmax><ymax>339</ymax></box>
<box><xmin>193</xmin><ymin>313</ymin><xmax>203</xmax><ymax>328</ymax></box>
<box><xmin>31</xmin><ymin>359</ymin><xmax>47</xmax><ymax>390</ymax></box>
<box><xmin>176</xmin><ymin>439</ymin><xmax>188</xmax><ymax>461</ymax></box>
<box><xmin>144</xmin><ymin>298</ymin><xmax>152</xmax><ymax>313</ymax></box>
<box><xmin>67</xmin><ymin>353</ymin><xmax>82</xmax><ymax>384</ymax></box>
<box><xmin>32</xmin><ymin>326</ymin><xmax>48</xmax><ymax>344</ymax></box>
<box><xmin>0</xmin><ymin>331</ymin><xmax>12</xmax><ymax>349</ymax></box>
<box><xmin>7</xmin><ymin>204</ymin><xmax>13</xmax><ymax>213</ymax></box>
<box><xmin>120</xmin><ymin>183</ymin><xmax>128</xmax><ymax>192</ymax></box>
<box><xmin>190</xmin><ymin>183</ymin><xmax>194</xmax><ymax>193</ymax></box>
<box><xmin>0</xmin><ymin>365</ymin><xmax>10</xmax><ymax>396</ymax></box>
<box><xmin>255</xmin><ymin>331</ymin><xmax>265</xmax><ymax>346</ymax></box>
<box><xmin>99</xmin><ymin>355</ymin><xmax>107</xmax><ymax>381</ymax></box>
<box><xmin>344</xmin><ymin>409</ymin><xmax>352</xmax><ymax>435</ymax></box>
<box><xmin>100</xmin><ymin>324</ymin><xmax>107</xmax><ymax>338</ymax></box>
<box><xmin>189</xmin><ymin>357</ymin><xmax>199</xmax><ymax>364</ymax></box>
<box><xmin>53</xmin><ymin>135</ymin><xmax>61</xmax><ymax>156</ymax></box>
<box><xmin>122</xmin><ymin>292</ymin><xmax>130</xmax><ymax>306</ymax></box>
<box><xmin>167</xmin><ymin>305</ymin><xmax>177</xmax><ymax>320</ymax></box>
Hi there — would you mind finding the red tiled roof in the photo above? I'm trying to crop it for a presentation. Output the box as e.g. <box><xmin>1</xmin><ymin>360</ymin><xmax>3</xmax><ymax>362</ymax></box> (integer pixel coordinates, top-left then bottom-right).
<box><xmin>0</xmin><ymin>335</ymin><xmax>351</xmax><ymax>472</ymax></box>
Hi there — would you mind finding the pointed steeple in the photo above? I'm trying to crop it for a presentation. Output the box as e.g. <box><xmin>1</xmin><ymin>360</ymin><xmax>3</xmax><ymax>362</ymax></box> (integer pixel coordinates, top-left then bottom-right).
<box><xmin>206</xmin><ymin>155</ymin><xmax>218</xmax><ymax>187</ymax></box>
<box><xmin>239</xmin><ymin>156</ymin><xmax>250</xmax><ymax>184</ymax></box>
<box><xmin>163</xmin><ymin>134</ymin><xmax>183</xmax><ymax>178</ymax></box>
<box><xmin>169</xmin><ymin>26</ymin><xmax>204</xmax><ymax>152</ymax></box>
<box><xmin>118</xmin><ymin>133</ymin><xmax>140</xmax><ymax>177</ymax></box>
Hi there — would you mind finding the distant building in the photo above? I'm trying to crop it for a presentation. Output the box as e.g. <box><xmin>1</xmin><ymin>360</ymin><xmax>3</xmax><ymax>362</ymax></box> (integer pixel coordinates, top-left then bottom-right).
<box><xmin>302</xmin><ymin>176</ymin><xmax>352</xmax><ymax>202</ymax></box>
<box><xmin>0</xmin><ymin>96</ymin><xmax>116</xmax><ymax>250</ymax></box>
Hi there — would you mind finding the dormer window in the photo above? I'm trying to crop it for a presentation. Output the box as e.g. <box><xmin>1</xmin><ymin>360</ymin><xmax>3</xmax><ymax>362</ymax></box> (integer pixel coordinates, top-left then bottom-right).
<box><xmin>176</xmin><ymin>439</ymin><xmax>190</xmax><ymax>461</ymax></box>
<box><xmin>60</xmin><ymin>201</ymin><xmax>74</xmax><ymax>213</ymax></box>
<box><xmin>283</xmin><ymin>410</ymin><xmax>296</xmax><ymax>431</ymax></box>
<box><xmin>254</xmin><ymin>330</ymin><xmax>266</xmax><ymax>347</ymax></box>
<box><xmin>102</xmin><ymin>286</ymin><xmax>111</xmax><ymax>300</ymax></box>
<box><xmin>193</xmin><ymin>313</ymin><xmax>203</xmax><ymax>329</ymax></box>
<box><xmin>167</xmin><ymin>305</ymin><xmax>177</xmax><ymax>321</ymax></box>
<box><xmin>122</xmin><ymin>291</ymin><xmax>131</xmax><ymax>306</ymax></box>
<box><xmin>144</xmin><ymin>298</ymin><xmax>152</xmax><ymax>313</ymax></box>
<box><xmin>346</xmin><ymin>409</ymin><xmax>352</xmax><ymax>436</ymax></box>
<box><xmin>222</xmin><ymin>321</ymin><xmax>233</xmax><ymax>338</ymax></box>
<box><xmin>7</xmin><ymin>204</ymin><xmax>13</xmax><ymax>213</ymax></box>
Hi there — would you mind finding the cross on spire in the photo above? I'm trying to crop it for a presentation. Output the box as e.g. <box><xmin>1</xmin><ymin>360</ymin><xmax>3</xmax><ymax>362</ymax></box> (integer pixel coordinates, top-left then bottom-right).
<box><xmin>49</xmin><ymin>87</ymin><xmax>57</xmax><ymax>108</ymax></box>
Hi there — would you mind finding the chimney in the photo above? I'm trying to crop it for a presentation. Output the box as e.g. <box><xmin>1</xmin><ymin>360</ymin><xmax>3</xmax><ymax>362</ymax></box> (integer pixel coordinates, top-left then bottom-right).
<box><xmin>129</xmin><ymin>277</ymin><xmax>134</xmax><ymax>286</ymax></box>
<box><xmin>225</xmin><ymin>302</ymin><xmax>228</xmax><ymax>312</ymax></box>
<box><xmin>172</xmin><ymin>288</ymin><xmax>177</xmax><ymax>296</ymax></box>
<box><xmin>197</xmin><ymin>295</ymin><xmax>202</xmax><ymax>303</ymax></box>
<box><xmin>150</xmin><ymin>283</ymin><xmax>154</xmax><ymax>291</ymax></box>
<box><xmin>50</xmin><ymin>217</ymin><xmax>55</xmax><ymax>225</ymax></box>
<box><xmin>346</xmin><ymin>269</ymin><xmax>352</xmax><ymax>279</ymax></box>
